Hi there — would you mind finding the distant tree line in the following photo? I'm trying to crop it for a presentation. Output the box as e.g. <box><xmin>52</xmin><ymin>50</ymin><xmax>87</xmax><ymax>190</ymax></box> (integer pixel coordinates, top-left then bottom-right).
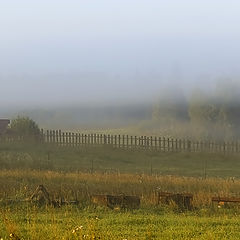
<box><xmin>152</xmin><ymin>80</ymin><xmax>240</xmax><ymax>141</ymax></box>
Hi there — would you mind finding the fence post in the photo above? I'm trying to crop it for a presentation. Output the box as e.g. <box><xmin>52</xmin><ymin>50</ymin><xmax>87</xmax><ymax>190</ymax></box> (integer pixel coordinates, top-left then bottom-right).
<box><xmin>154</xmin><ymin>137</ymin><xmax>157</xmax><ymax>150</ymax></box>
<box><xmin>56</xmin><ymin>130</ymin><xmax>59</xmax><ymax>145</ymax></box>
<box><xmin>118</xmin><ymin>135</ymin><xmax>121</xmax><ymax>148</ymax></box>
<box><xmin>159</xmin><ymin>137</ymin><xmax>161</xmax><ymax>151</ymax></box>
<box><xmin>147</xmin><ymin>137</ymin><xmax>150</xmax><ymax>150</ymax></box>
<box><xmin>143</xmin><ymin>136</ymin><xmax>146</xmax><ymax>149</ymax></box>
<box><xmin>187</xmin><ymin>140</ymin><xmax>191</xmax><ymax>152</ymax></box>
<box><xmin>163</xmin><ymin>137</ymin><xmax>166</xmax><ymax>152</ymax></box>
<box><xmin>40</xmin><ymin>129</ymin><xmax>44</xmax><ymax>143</ymax></box>
<box><xmin>75</xmin><ymin>133</ymin><xmax>78</xmax><ymax>146</ymax></box>
<box><xmin>59</xmin><ymin>130</ymin><xmax>62</xmax><ymax>146</ymax></box>
<box><xmin>112</xmin><ymin>135</ymin><xmax>114</xmax><ymax>146</ymax></box>
<box><xmin>72</xmin><ymin>133</ymin><xmax>75</xmax><ymax>146</ymax></box>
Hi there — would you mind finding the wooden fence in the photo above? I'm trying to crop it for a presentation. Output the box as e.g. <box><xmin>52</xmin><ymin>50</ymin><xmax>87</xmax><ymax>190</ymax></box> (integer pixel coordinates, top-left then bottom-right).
<box><xmin>40</xmin><ymin>129</ymin><xmax>240</xmax><ymax>154</ymax></box>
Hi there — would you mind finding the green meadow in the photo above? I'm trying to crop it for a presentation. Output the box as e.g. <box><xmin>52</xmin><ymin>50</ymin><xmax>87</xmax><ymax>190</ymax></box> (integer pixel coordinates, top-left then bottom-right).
<box><xmin>1</xmin><ymin>142</ymin><xmax>240</xmax><ymax>239</ymax></box>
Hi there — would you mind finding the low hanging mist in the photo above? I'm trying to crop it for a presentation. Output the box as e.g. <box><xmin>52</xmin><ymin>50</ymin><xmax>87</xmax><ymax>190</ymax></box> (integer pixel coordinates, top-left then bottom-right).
<box><xmin>2</xmin><ymin>79</ymin><xmax>240</xmax><ymax>142</ymax></box>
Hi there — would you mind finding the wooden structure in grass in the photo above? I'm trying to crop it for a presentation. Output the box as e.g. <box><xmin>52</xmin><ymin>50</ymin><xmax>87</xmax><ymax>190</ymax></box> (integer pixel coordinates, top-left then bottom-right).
<box><xmin>28</xmin><ymin>185</ymin><xmax>78</xmax><ymax>207</ymax></box>
<box><xmin>212</xmin><ymin>196</ymin><xmax>240</xmax><ymax>205</ymax></box>
<box><xmin>39</xmin><ymin>128</ymin><xmax>240</xmax><ymax>154</ymax></box>
<box><xmin>91</xmin><ymin>194</ymin><xmax>140</xmax><ymax>209</ymax></box>
<box><xmin>157</xmin><ymin>191</ymin><xmax>193</xmax><ymax>210</ymax></box>
<box><xmin>0</xmin><ymin>119</ymin><xmax>10</xmax><ymax>134</ymax></box>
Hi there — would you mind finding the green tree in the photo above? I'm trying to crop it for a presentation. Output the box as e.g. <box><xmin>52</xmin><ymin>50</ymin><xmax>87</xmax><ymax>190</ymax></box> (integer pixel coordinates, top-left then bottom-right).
<box><xmin>188</xmin><ymin>90</ymin><xmax>223</xmax><ymax>140</ymax></box>
<box><xmin>215</xmin><ymin>79</ymin><xmax>240</xmax><ymax>139</ymax></box>
<box><xmin>10</xmin><ymin>116</ymin><xmax>41</xmax><ymax>141</ymax></box>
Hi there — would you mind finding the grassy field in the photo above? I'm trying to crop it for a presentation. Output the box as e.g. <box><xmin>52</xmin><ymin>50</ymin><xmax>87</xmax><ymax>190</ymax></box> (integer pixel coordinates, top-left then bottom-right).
<box><xmin>1</xmin><ymin>142</ymin><xmax>240</xmax><ymax>239</ymax></box>
<box><xmin>1</xmin><ymin>141</ymin><xmax>240</xmax><ymax>177</ymax></box>
<box><xmin>1</xmin><ymin>205</ymin><xmax>240</xmax><ymax>240</ymax></box>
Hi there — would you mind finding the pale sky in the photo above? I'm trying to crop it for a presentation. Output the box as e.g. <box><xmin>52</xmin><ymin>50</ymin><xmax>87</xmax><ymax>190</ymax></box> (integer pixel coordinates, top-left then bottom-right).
<box><xmin>1</xmin><ymin>0</ymin><xmax>240</xmax><ymax>106</ymax></box>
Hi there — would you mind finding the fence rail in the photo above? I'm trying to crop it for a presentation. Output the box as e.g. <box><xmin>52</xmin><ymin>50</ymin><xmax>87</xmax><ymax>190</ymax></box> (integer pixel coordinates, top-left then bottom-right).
<box><xmin>40</xmin><ymin>129</ymin><xmax>240</xmax><ymax>154</ymax></box>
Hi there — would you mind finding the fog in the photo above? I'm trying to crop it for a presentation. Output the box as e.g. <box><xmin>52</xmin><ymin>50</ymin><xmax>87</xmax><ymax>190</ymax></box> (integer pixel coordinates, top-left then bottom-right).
<box><xmin>1</xmin><ymin>1</ymin><xmax>240</xmax><ymax>136</ymax></box>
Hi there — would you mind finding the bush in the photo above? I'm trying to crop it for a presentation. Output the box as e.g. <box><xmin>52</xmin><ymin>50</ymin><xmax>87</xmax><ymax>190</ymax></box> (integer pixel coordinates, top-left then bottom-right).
<box><xmin>10</xmin><ymin>116</ymin><xmax>41</xmax><ymax>141</ymax></box>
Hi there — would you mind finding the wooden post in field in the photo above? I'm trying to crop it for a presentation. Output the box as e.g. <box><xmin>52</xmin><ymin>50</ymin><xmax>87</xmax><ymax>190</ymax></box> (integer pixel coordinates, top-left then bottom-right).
<box><xmin>87</xmin><ymin>133</ymin><xmax>89</xmax><ymax>145</ymax></box>
<box><xmin>96</xmin><ymin>134</ymin><xmax>99</xmax><ymax>145</ymax></box>
<box><xmin>122</xmin><ymin>135</ymin><xmax>125</xmax><ymax>148</ymax></box>
<box><xmin>110</xmin><ymin>134</ymin><xmax>112</xmax><ymax>145</ymax></box>
<box><xmin>65</xmin><ymin>132</ymin><xmax>68</xmax><ymax>146</ymax></box>
<box><xmin>118</xmin><ymin>135</ymin><xmax>121</xmax><ymax>148</ymax></box>
<box><xmin>114</xmin><ymin>135</ymin><xmax>117</xmax><ymax>147</ymax></box>
<box><xmin>179</xmin><ymin>139</ymin><xmax>182</xmax><ymax>152</ymax></box>
<box><xmin>94</xmin><ymin>134</ymin><xmax>97</xmax><ymax>145</ymax></box>
<box><xmin>146</xmin><ymin>137</ymin><xmax>149</xmax><ymax>150</ymax></box>
<box><xmin>150</xmin><ymin>136</ymin><xmax>153</xmax><ymax>150</ymax></box>
<box><xmin>143</xmin><ymin>136</ymin><xmax>146</xmax><ymax>150</ymax></box>
<box><xmin>70</xmin><ymin>132</ymin><xmax>72</xmax><ymax>146</ymax></box>
<box><xmin>163</xmin><ymin>137</ymin><xmax>165</xmax><ymax>152</ymax></box>
<box><xmin>76</xmin><ymin>133</ymin><xmax>79</xmax><ymax>146</ymax></box>
<box><xmin>158</xmin><ymin>137</ymin><xmax>161</xmax><ymax>151</ymax></box>
<box><xmin>126</xmin><ymin>135</ymin><xmax>129</xmax><ymax>149</ymax></box>
<box><xmin>53</xmin><ymin>130</ymin><xmax>56</xmax><ymax>144</ymax></box>
<box><xmin>72</xmin><ymin>133</ymin><xmax>75</xmax><ymax>146</ymax></box>
<box><xmin>40</xmin><ymin>129</ymin><xmax>44</xmax><ymax>143</ymax></box>
<box><xmin>183</xmin><ymin>139</ymin><xmax>186</xmax><ymax>151</ymax></box>
<box><xmin>171</xmin><ymin>139</ymin><xmax>174</xmax><ymax>152</ymax></box>
<box><xmin>56</xmin><ymin>130</ymin><xmax>59</xmax><ymax>145</ymax></box>
<box><xmin>175</xmin><ymin>139</ymin><xmax>178</xmax><ymax>152</ymax></box>
<box><xmin>197</xmin><ymin>141</ymin><xmax>199</xmax><ymax>152</ymax></box>
<box><xmin>59</xmin><ymin>130</ymin><xmax>62</xmax><ymax>146</ymax></box>
<box><xmin>130</xmin><ymin>136</ymin><xmax>133</xmax><ymax>149</ymax></box>
<box><xmin>79</xmin><ymin>134</ymin><xmax>84</xmax><ymax>145</ymax></box>
<box><xmin>68</xmin><ymin>132</ymin><xmax>71</xmax><ymax>146</ymax></box>
<box><xmin>187</xmin><ymin>140</ymin><xmax>191</xmax><ymax>152</ymax></box>
<box><xmin>65</xmin><ymin>132</ymin><xmax>68</xmax><ymax>145</ymax></box>
<box><xmin>49</xmin><ymin>130</ymin><xmax>52</xmax><ymax>143</ymax></box>
<box><xmin>69</xmin><ymin>132</ymin><xmax>72</xmax><ymax>146</ymax></box>
<box><xmin>62</xmin><ymin>132</ymin><xmax>65</xmax><ymax>145</ymax></box>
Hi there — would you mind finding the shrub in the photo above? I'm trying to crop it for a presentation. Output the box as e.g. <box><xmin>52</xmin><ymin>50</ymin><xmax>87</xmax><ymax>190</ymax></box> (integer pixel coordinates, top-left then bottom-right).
<box><xmin>10</xmin><ymin>116</ymin><xmax>41</xmax><ymax>141</ymax></box>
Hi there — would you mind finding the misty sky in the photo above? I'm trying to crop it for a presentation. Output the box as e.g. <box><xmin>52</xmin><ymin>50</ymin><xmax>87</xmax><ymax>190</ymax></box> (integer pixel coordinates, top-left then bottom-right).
<box><xmin>1</xmin><ymin>1</ymin><xmax>240</xmax><ymax>107</ymax></box>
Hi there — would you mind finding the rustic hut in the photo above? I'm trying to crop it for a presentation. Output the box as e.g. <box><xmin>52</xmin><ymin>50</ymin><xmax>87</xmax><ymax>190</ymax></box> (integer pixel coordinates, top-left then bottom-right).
<box><xmin>0</xmin><ymin>119</ymin><xmax>10</xmax><ymax>134</ymax></box>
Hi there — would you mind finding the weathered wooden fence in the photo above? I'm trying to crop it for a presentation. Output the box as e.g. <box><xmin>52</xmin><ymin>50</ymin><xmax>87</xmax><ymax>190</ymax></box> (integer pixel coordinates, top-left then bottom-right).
<box><xmin>40</xmin><ymin>129</ymin><xmax>240</xmax><ymax>154</ymax></box>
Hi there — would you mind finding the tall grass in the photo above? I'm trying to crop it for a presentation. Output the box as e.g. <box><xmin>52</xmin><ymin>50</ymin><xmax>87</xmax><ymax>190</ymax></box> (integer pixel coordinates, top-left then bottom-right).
<box><xmin>0</xmin><ymin>169</ymin><xmax>240</xmax><ymax>207</ymax></box>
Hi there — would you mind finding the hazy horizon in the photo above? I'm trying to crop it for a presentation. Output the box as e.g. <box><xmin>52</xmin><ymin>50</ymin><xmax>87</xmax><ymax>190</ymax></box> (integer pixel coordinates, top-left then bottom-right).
<box><xmin>1</xmin><ymin>1</ymin><xmax>240</xmax><ymax>107</ymax></box>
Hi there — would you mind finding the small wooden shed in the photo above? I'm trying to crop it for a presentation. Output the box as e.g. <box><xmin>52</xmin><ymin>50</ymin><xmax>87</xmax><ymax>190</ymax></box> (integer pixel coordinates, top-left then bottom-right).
<box><xmin>0</xmin><ymin>119</ymin><xmax>10</xmax><ymax>134</ymax></box>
